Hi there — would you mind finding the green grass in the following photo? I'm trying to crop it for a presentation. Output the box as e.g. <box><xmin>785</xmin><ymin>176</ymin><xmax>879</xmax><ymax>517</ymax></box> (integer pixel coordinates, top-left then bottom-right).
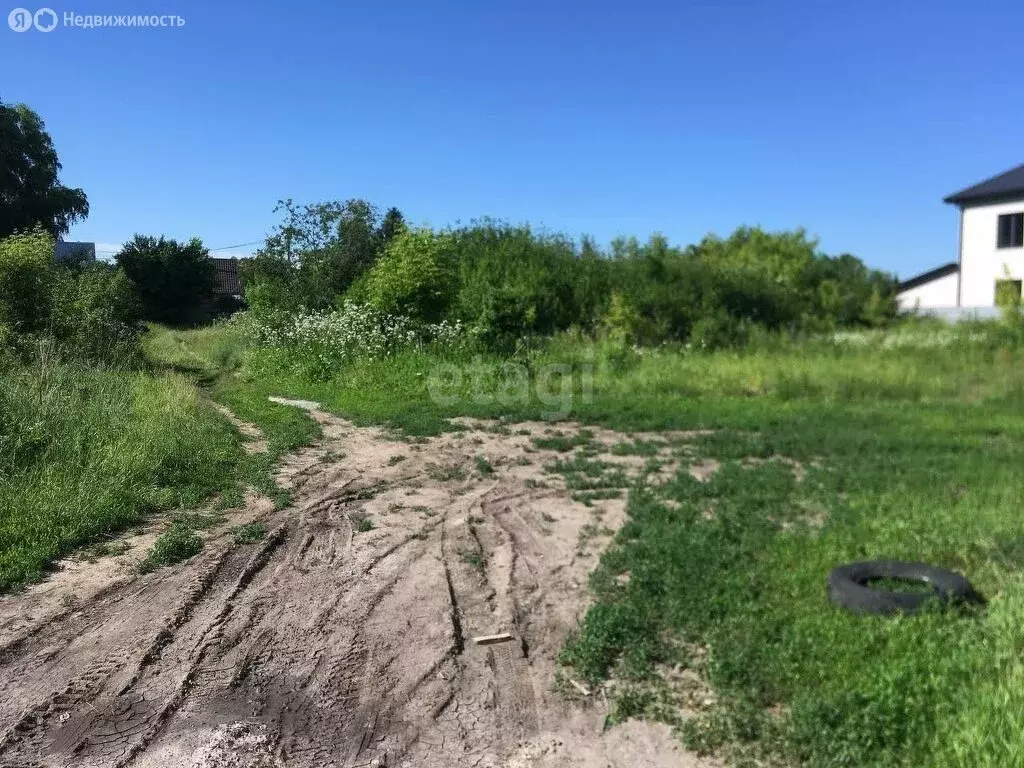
<box><xmin>533</xmin><ymin>431</ymin><xmax>594</xmax><ymax>452</ymax></box>
<box><xmin>172</xmin><ymin>510</ymin><xmax>225</xmax><ymax>530</ymax></box>
<box><xmin>208</xmin><ymin>377</ymin><xmax>319</xmax><ymax>507</ymax></box>
<box><xmin>140</xmin><ymin>321</ymin><xmax>246</xmax><ymax>382</ymax></box>
<box><xmin>231</xmin><ymin>521</ymin><xmax>267</xmax><ymax>545</ymax></box>
<box><xmin>571</xmin><ymin>488</ymin><xmax>622</xmax><ymax>506</ymax></box>
<box><xmin>0</xmin><ymin>323</ymin><xmax>320</xmax><ymax>593</ymax></box>
<box><xmin>547</xmin><ymin>455</ymin><xmax>631</xmax><ymax>491</ymax></box>
<box><xmin>558</xmin><ymin>410</ymin><xmax>1024</xmax><ymax>768</ymax></box>
<box><xmin>351</xmin><ymin>511</ymin><xmax>375</xmax><ymax>533</ymax></box>
<box><xmin>138</xmin><ymin>522</ymin><xmax>204</xmax><ymax>573</ymax></box>
<box><xmin>130</xmin><ymin>317</ymin><xmax>1024</xmax><ymax>767</ymax></box>
<box><xmin>144</xmin><ymin>323</ymin><xmax>320</xmax><ymax>508</ymax></box>
<box><xmin>611</xmin><ymin>439</ymin><xmax>664</xmax><ymax>456</ymax></box>
<box><xmin>0</xmin><ymin>359</ymin><xmax>240</xmax><ymax>591</ymax></box>
<box><xmin>173</xmin><ymin>323</ymin><xmax>1024</xmax><ymax>441</ymax></box>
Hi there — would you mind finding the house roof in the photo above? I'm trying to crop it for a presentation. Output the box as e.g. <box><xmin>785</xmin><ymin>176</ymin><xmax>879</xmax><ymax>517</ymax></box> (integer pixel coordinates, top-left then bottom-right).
<box><xmin>897</xmin><ymin>262</ymin><xmax>959</xmax><ymax>293</ymax></box>
<box><xmin>944</xmin><ymin>163</ymin><xmax>1024</xmax><ymax>206</ymax></box>
<box><xmin>211</xmin><ymin>257</ymin><xmax>241</xmax><ymax>295</ymax></box>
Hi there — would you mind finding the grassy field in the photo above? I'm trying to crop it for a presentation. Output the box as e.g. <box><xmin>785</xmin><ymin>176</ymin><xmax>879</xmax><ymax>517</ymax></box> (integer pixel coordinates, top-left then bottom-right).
<box><xmin>13</xmin><ymin>318</ymin><xmax>1024</xmax><ymax>767</ymax></box>
<box><xmin>142</xmin><ymin>318</ymin><xmax>1024</xmax><ymax>768</ymax></box>
<box><xmin>0</xmin><ymin>359</ymin><xmax>241</xmax><ymax>590</ymax></box>
<box><xmin>556</xmin><ymin>400</ymin><xmax>1024</xmax><ymax>768</ymax></box>
<box><xmin>190</xmin><ymin>322</ymin><xmax>1024</xmax><ymax>434</ymax></box>
<box><xmin>0</xmin><ymin>324</ymin><xmax>320</xmax><ymax>591</ymax></box>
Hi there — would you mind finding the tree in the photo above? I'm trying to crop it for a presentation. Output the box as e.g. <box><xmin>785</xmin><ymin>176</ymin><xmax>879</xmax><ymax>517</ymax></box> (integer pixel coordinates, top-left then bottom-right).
<box><xmin>0</xmin><ymin>101</ymin><xmax>89</xmax><ymax>238</ymax></box>
<box><xmin>252</xmin><ymin>198</ymin><xmax>403</xmax><ymax>310</ymax></box>
<box><xmin>378</xmin><ymin>207</ymin><xmax>407</xmax><ymax>247</ymax></box>
<box><xmin>115</xmin><ymin>235</ymin><xmax>214</xmax><ymax>324</ymax></box>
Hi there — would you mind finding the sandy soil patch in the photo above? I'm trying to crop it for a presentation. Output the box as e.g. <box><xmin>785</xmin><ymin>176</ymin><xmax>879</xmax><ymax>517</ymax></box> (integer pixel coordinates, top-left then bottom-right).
<box><xmin>0</xmin><ymin>402</ymin><xmax>717</xmax><ymax>768</ymax></box>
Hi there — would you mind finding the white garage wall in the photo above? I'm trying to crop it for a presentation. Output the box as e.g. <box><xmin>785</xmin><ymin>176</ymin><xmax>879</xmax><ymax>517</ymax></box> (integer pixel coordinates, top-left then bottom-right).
<box><xmin>959</xmin><ymin>198</ymin><xmax>1024</xmax><ymax>307</ymax></box>
<box><xmin>897</xmin><ymin>272</ymin><xmax>960</xmax><ymax>312</ymax></box>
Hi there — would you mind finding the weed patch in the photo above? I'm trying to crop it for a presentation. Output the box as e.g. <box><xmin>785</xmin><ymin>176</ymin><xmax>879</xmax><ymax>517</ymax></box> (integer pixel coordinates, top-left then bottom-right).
<box><xmin>351</xmin><ymin>511</ymin><xmax>375</xmax><ymax>533</ymax></box>
<box><xmin>460</xmin><ymin>550</ymin><xmax>485</xmax><ymax>570</ymax></box>
<box><xmin>427</xmin><ymin>462</ymin><xmax>468</xmax><ymax>482</ymax></box>
<box><xmin>139</xmin><ymin>523</ymin><xmax>204</xmax><ymax>573</ymax></box>
<box><xmin>533</xmin><ymin>431</ymin><xmax>594</xmax><ymax>452</ymax></box>
<box><xmin>611</xmin><ymin>439</ymin><xmax>664</xmax><ymax>457</ymax></box>
<box><xmin>231</xmin><ymin>521</ymin><xmax>267</xmax><ymax>545</ymax></box>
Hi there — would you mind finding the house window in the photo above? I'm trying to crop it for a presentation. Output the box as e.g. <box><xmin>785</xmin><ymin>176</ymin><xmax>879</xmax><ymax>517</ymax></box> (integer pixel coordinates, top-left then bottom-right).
<box><xmin>997</xmin><ymin>213</ymin><xmax>1024</xmax><ymax>249</ymax></box>
<box><xmin>995</xmin><ymin>279</ymin><xmax>1023</xmax><ymax>308</ymax></box>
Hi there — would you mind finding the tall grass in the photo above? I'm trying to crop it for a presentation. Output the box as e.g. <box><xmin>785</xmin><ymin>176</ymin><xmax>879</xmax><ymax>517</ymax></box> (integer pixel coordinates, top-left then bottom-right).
<box><xmin>142</xmin><ymin>322</ymin><xmax>321</xmax><ymax>506</ymax></box>
<box><xmin>140</xmin><ymin>320</ymin><xmax>248</xmax><ymax>381</ymax></box>
<box><xmin>204</xmin><ymin>319</ymin><xmax>1024</xmax><ymax>438</ymax></box>
<box><xmin>0</xmin><ymin>358</ymin><xmax>240</xmax><ymax>590</ymax></box>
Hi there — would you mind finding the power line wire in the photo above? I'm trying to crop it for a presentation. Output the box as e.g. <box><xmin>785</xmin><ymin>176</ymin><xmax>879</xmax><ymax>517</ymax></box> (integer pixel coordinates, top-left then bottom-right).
<box><xmin>94</xmin><ymin>239</ymin><xmax>263</xmax><ymax>255</ymax></box>
<box><xmin>209</xmin><ymin>240</ymin><xmax>262</xmax><ymax>251</ymax></box>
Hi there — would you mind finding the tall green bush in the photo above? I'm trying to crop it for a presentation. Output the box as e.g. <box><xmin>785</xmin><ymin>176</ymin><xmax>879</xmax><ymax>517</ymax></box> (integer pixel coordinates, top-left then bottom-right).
<box><xmin>0</xmin><ymin>229</ymin><xmax>54</xmax><ymax>335</ymax></box>
<box><xmin>451</xmin><ymin>222</ymin><xmax>582</xmax><ymax>347</ymax></box>
<box><xmin>359</xmin><ymin>228</ymin><xmax>457</xmax><ymax>321</ymax></box>
<box><xmin>0</xmin><ymin>231</ymin><xmax>142</xmax><ymax>363</ymax></box>
<box><xmin>606</xmin><ymin>228</ymin><xmax>897</xmax><ymax>343</ymax></box>
<box><xmin>51</xmin><ymin>263</ymin><xmax>141</xmax><ymax>362</ymax></box>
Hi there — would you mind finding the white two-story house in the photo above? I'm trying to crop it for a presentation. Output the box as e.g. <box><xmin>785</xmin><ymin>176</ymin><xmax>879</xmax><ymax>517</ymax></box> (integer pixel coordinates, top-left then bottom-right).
<box><xmin>897</xmin><ymin>163</ymin><xmax>1024</xmax><ymax>313</ymax></box>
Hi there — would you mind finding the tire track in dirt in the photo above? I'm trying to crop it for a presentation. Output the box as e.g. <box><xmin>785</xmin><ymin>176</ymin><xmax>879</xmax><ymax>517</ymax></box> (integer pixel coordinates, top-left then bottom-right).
<box><xmin>0</xmin><ymin>403</ymin><xmax>718</xmax><ymax>768</ymax></box>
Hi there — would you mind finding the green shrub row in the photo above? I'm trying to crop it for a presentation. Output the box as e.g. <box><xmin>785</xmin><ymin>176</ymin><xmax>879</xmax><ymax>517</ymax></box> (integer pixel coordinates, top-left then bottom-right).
<box><xmin>241</xmin><ymin>209</ymin><xmax>898</xmax><ymax>352</ymax></box>
<box><xmin>0</xmin><ymin>229</ymin><xmax>142</xmax><ymax>364</ymax></box>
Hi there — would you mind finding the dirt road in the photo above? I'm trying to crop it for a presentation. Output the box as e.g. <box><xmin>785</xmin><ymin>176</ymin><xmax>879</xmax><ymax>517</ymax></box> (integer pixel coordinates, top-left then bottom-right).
<box><xmin>0</xmin><ymin>401</ymin><xmax>714</xmax><ymax>768</ymax></box>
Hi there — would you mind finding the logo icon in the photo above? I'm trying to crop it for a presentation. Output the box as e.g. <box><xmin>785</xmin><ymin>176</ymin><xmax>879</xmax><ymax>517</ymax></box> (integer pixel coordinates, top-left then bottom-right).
<box><xmin>33</xmin><ymin>7</ymin><xmax>56</xmax><ymax>31</ymax></box>
<box><xmin>8</xmin><ymin>7</ymin><xmax>32</xmax><ymax>30</ymax></box>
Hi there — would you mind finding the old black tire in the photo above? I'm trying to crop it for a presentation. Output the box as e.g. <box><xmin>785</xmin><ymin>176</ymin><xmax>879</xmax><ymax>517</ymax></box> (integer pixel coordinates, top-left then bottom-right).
<box><xmin>827</xmin><ymin>560</ymin><xmax>982</xmax><ymax>616</ymax></box>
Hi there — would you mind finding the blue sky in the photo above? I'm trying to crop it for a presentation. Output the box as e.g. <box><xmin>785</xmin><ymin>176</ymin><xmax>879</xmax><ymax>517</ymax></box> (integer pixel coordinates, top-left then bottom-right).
<box><xmin>2</xmin><ymin>0</ymin><xmax>1022</xmax><ymax>276</ymax></box>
